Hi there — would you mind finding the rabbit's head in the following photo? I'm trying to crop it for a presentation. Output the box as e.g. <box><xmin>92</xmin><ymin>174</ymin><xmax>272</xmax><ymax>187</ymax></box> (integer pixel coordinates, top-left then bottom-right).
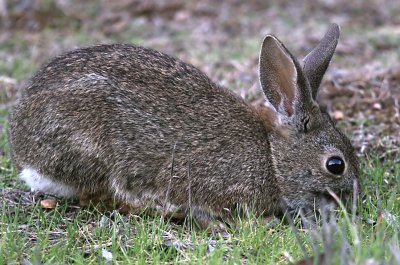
<box><xmin>259</xmin><ymin>24</ymin><xmax>359</xmax><ymax>215</ymax></box>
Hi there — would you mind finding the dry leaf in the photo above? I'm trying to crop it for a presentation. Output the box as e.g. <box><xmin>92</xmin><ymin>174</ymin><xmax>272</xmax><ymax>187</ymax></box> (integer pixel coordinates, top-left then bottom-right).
<box><xmin>372</xmin><ymin>103</ymin><xmax>382</xmax><ymax>110</ymax></box>
<box><xmin>40</xmin><ymin>198</ymin><xmax>58</xmax><ymax>209</ymax></box>
<box><xmin>331</xmin><ymin>110</ymin><xmax>344</xmax><ymax>120</ymax></box>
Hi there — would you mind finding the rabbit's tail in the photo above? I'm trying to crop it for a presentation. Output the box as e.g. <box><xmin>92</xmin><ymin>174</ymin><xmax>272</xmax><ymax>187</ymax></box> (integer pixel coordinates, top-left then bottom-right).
<box><xmin>19</xmin><ymin>166</ymin><xmax>78</xmax><ymax>198</ymax></box>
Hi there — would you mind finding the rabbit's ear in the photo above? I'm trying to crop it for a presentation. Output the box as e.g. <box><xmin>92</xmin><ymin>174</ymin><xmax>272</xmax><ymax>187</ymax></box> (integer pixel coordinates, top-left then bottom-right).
<box><xmin>303</xmin><ymin>23</ymin><xmax>340</xmax><ymax>99</ymax></box>
<box><xmin>259</xmin><ymin>35</ymin><xmax>312</xmax><ymax>118</ymax></box>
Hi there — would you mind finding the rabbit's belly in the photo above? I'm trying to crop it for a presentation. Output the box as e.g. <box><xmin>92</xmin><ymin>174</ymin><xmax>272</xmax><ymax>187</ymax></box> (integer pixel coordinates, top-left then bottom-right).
<box><xmin>19</xmin><ymin>166</ymin><xmax>78</xmax><ymax>198</ymax></box>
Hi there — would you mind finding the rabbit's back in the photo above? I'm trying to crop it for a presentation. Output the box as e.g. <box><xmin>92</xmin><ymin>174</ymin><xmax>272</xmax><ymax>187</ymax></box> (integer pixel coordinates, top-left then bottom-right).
<box><xmin>9</xmin><ymin>44</ymin><xmax>277</xmax><ymax>215</ymax></box>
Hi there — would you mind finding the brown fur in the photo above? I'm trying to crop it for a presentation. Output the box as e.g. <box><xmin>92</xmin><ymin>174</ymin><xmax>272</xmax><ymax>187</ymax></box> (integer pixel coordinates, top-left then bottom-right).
<box><xmin>8</xmin><ymin>24</ymin><xmax>359</xmax><ymax>226</ymax></box>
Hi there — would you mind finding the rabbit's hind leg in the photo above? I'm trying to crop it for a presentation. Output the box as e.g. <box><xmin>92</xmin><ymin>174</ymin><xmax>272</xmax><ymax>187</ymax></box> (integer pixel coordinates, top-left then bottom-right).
<box><xmin>19</xmin><ymin>166</ymin><xmax>78</xmax><ymax>198</ymax></box>
<box><xmin>77</xmin><ymin>190</ymin><xmax>136</xmax><ymax>214</ymax></box>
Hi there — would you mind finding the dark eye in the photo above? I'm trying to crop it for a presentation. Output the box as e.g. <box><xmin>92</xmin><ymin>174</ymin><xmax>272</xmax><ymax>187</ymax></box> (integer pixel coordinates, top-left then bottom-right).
<box><xmin>326</xmin><ymin>156</ymin><xmax>345</xmax><ymax>175</ymax></box>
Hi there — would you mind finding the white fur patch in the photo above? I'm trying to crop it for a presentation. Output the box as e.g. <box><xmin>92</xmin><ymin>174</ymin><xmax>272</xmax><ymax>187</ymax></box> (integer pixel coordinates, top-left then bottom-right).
<box><xmin>19</xmin><ymin>167</ymin><xmax>78</xmax><ymax>198</ymax></box>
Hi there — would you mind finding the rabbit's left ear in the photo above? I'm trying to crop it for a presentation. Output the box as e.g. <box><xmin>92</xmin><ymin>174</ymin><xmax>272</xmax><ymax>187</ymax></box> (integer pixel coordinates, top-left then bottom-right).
<box><xmin>259</xmin><ymin>35</ymin><xmax>313</xmax><ymax>119</ymax></box>
<box><xmin>303</xmin><ymin>23</ymin><xmax>340</xmax><ymax>99</ymax></box>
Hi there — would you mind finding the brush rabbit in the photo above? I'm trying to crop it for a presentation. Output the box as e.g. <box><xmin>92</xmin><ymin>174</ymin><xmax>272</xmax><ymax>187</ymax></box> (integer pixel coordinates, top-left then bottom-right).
<box><xmin>9</xmin><ymin>24</ymin><xmax>359</xmax><ymax>227</ymax></box>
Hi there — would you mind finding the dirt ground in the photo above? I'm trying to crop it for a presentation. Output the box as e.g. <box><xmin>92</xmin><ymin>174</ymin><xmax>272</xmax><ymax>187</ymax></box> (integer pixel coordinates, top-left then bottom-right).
<box><xmin>0</xmin><ymin>0</ymin><xmax>399</xmax><ymax>159</ymax></box>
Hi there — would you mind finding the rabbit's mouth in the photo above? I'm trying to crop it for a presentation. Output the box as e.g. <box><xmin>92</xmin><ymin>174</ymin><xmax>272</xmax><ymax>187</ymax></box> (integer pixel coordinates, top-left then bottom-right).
<box><xmin>312</xmin><ymin>189</ymin><xmax>354</xmax><ymax>212</ymax></box>
<box><xmin>278</xmin><ymin>189</ymin><xmax>352</xmax><ymax>221</ymax></box>
<box><xmin>280</xmin><ymin>192</ymin><xmax>343</xmax><ymax>225</ymax></box>
<box><xmin>314</xmin><ymin>190</ymin><xmax>346</xmax><ymax>202</ymax></box>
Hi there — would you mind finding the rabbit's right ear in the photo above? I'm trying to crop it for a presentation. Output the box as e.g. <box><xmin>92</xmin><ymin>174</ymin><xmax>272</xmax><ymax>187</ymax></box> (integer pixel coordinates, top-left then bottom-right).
<box><xmin>259</xmin><ymin>35</ymin><xmax>313</xmax><ymax>119</ymax></box>
<box><xmin>303</xmin><ymin>23</ymin><xmax>340</xmax><ymax>99</ymax></box>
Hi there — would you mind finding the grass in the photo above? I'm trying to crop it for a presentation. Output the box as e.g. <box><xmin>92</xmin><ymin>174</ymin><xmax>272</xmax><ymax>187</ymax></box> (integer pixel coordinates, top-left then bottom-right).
<box><xmin>0</xmin><ymin>105</ymin><xmax>399</xmax><ymax>264</ymax></box>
